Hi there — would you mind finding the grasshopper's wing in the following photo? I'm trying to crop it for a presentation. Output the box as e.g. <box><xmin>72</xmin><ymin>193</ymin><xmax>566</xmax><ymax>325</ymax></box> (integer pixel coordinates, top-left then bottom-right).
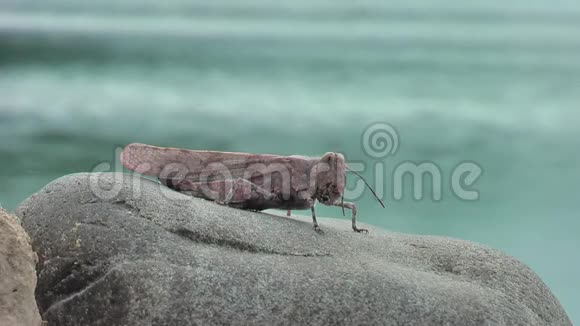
<box><xmin>120</xmin><ymin>143</ymin><xmax>313</xmax><ymax>186</ymax></box>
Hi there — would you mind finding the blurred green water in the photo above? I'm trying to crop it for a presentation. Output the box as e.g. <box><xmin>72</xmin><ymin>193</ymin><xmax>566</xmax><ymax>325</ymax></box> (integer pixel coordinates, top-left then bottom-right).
<box><xmin>1</xmin><ymin>0</ymin><xmax>579</xmax><ymax>322</ymax></box>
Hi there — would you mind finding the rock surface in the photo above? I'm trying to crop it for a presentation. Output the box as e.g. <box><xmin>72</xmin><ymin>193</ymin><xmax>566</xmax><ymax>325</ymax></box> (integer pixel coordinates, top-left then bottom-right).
<box><xmin>0</xmin><ymin>208</ymin><xmax>42</xmax><ymax>326</ymax></box>
<box><xmin>15</xmin><ymin>172</ymin><xmax>571</xmax><ymax>326</ymax></box>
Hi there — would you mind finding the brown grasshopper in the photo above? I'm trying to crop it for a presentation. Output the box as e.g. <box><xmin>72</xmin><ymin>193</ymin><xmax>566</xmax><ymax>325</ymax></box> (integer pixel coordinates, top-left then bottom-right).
<box><xmin>120</xmin><ymin>143</ymin><xmax>384</xmax><ymax>233</ymax></box>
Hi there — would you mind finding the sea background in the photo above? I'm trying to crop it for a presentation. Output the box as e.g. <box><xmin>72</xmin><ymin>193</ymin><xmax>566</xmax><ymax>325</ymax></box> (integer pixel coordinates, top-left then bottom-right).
<box><xmin>1</xmin><ymin>0</ymin><xmax>579</xmax><ymax>322</ymax></box>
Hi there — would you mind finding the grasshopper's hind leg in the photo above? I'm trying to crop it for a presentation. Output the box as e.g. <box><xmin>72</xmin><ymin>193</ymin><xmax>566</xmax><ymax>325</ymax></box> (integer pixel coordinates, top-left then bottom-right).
<box><xmin>217</xmin><ymin>178</ymin><xmax>276</xmax><ymax>209</ymax></box>
<box><xmin>172</xmin><ymin>178</ymin><xmax>276</xmax><ymax>209</ymax></box>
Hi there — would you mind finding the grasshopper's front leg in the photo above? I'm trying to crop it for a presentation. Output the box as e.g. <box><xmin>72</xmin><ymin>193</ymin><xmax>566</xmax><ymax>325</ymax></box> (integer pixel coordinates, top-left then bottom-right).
<box><xmin>310</xmin><ymin>206</ymin><xmax>322</xmax><ymax>233</ymax></box>
<box><xmin>333</xmin><ymin>201</ymin><xmax>368</xmax><ymax>233</ymax></box>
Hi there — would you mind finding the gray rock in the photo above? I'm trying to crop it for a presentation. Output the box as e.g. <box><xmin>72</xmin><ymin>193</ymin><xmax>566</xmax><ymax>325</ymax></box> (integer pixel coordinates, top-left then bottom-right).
<box><xmin>15</xmin><ymin>172</ymin><xmax>571</xmax><ymax>326</ymax></box>
<box><xmin>0</xmin><ymin>208</ymin><xmax>43</xmax><ymax>326</ymax></box>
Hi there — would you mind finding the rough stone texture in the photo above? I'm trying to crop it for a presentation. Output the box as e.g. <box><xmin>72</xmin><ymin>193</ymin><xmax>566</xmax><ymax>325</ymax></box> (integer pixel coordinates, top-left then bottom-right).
<box><xmin>14</xmin><ymin>172</ymin><xmax>571</xmax><ymax>326</ymax></box>
<box><xmin>0</xmin><ymin>208</ymin><xmax>43</xmax><ymax>326</ymax></box>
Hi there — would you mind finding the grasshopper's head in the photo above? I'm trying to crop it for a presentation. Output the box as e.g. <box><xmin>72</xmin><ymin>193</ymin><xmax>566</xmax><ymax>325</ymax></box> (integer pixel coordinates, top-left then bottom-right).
<box><xmin>313</xmin><ymin>152</ymin><xmax>347</xmax><ymax>205</ymax></box>
<box><xmin>313</xmin><ymin>152</ymin><xmax>386</xmax><ymax>209</ymax></box>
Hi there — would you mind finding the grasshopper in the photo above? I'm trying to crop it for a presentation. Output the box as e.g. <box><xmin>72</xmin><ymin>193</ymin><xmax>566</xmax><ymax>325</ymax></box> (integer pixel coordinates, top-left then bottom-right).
<box><xmin>120</xmin><ymin>143</ymin><xmax>384</xmax><ymax>233</ymax></box>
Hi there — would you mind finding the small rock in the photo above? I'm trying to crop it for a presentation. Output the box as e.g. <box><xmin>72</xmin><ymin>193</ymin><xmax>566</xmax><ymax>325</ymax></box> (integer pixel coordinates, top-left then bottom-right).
<box><xmin>15</xmin><ymin>173</ymin><xmax>572</xmax><ymax>326</ymax></box>
<box><xmin>0</xmin><ymin>208</ymin><xmax>42</xmax><ymax>326</ymax></box>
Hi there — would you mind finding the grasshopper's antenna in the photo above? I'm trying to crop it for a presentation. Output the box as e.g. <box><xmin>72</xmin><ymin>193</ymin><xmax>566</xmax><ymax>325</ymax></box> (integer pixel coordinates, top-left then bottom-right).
<box><xmin>347</xmin><ymin>168</ymin><xmax>385</xmax><ymax>208</ymax></box>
